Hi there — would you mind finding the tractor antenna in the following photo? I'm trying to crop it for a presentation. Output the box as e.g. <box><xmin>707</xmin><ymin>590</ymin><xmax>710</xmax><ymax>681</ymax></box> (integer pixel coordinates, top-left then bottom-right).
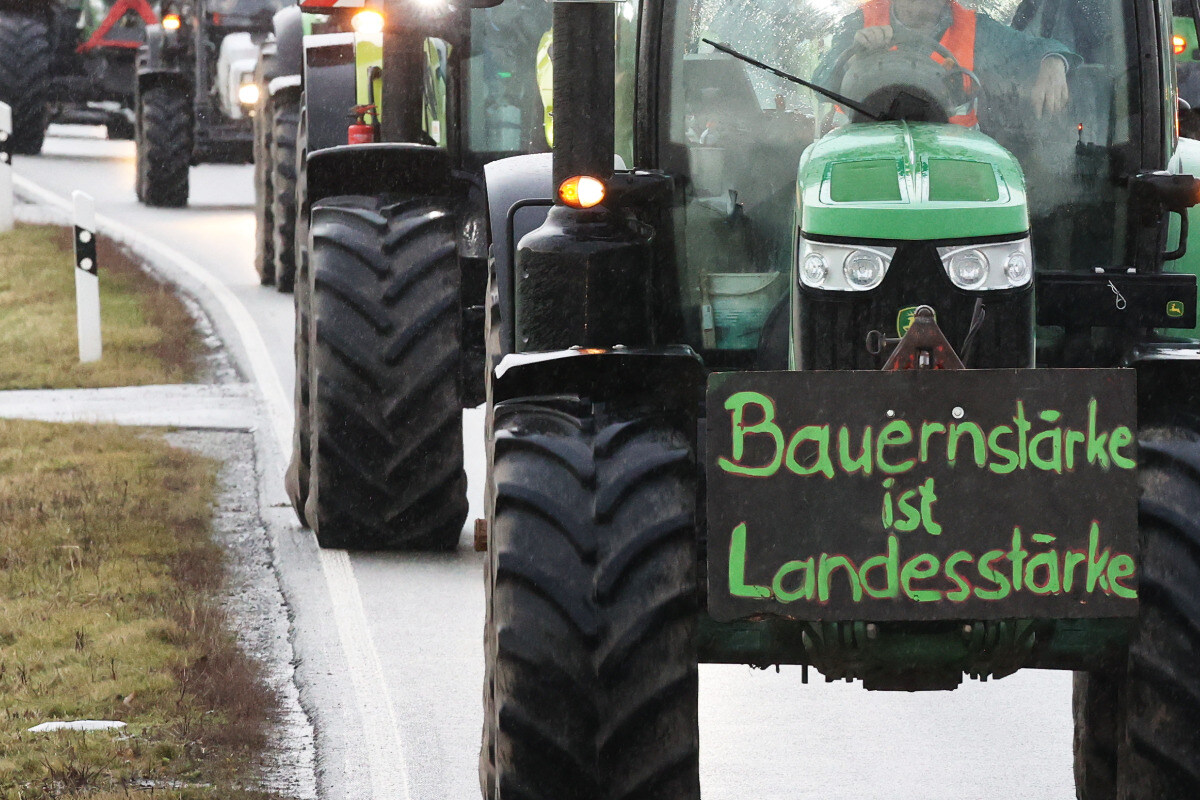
<box><xmin>701</xmin><ymin>38</ymin><xmax>882</xmax><ymax>121</ymax></box>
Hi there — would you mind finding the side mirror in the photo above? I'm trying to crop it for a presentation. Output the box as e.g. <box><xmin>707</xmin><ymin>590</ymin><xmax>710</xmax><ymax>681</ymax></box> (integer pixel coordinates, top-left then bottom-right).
<box><xmin>1130</xmin><ymin>170</ymin><xmax>1200</xmax><ymax>259</ymax></box>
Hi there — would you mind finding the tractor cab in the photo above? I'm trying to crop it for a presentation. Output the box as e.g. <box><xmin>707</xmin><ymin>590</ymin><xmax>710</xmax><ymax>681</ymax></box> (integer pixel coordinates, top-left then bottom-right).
<box><xmin>658</xmin><ymin>0</ymin><xmax>1197</xmax><ymax>373</ymax></box>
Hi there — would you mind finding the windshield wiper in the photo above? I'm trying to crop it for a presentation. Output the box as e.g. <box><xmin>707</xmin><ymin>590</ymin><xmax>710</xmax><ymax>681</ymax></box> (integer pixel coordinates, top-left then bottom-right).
<box><xmin>700</xmin><ymin>38</ymin><xmax>882</xmax><ymax>122</ymax></box>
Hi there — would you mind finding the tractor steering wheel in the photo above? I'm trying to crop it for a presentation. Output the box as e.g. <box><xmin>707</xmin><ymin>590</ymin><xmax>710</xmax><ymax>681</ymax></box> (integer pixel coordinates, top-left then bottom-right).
<box><xmin>827</xmin><ymin>28</ymin><xmax>984</xmax><ymax>121</ymax></box>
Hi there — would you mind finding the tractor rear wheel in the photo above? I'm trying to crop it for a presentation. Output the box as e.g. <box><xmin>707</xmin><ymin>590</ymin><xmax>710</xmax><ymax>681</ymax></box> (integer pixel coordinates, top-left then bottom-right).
<box><xmin>304</xmin><ymin>194</ymin><xmax>467</xmax><ymax>549</ymax></box>
<box><xmin>0</xmin><ymin>13</ymin><xmax>50</xmax><ymax>155</ymax></box>
<box><xmin>136</xmin><ymin>84</ymin><xmax>191</xmax><ymax>208</ymax></box>
<box><xmin>1073</xmin><ymin>427</ymin><xmax>1200</xmax><ymax>799</ymax></box>
<box><xmin>271</xmin><ymin>90</ymin><xmax>301</xmax><ymax>292</ymax></box>
<box><xmin>486</xmin><ymin>399</ymin><xmax>701</xmax><ymax>800</ymax></box>
<box><xmin>284</xmin><ymin>102</ymin><xmax>311</xmax><ymax>526</ymax></box>
<box><xmin>253</xmin><ymin>90</ymin><xmax>275</xmax><ymax>285</ymax></box>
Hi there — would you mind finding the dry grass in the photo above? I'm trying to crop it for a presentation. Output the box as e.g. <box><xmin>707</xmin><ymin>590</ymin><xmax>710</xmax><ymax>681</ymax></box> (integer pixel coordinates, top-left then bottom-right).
<box><xmin>0</xmin><ymin>420</ymin><xmax>284</xmax><ymax>799</ymax></box>
<box><xmin>0</xmin><ymin>225</ymin><xmax>200</xmax><ymax>390</ymax></box>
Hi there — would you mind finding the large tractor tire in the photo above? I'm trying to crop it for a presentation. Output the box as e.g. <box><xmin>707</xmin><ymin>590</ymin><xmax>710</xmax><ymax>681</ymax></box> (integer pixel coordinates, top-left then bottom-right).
<box><xmin>1073</xmin><ymin>427</ymin><xmax>1200</xmax><ymax>799</ymax></box>
<box><xmin>284</xmin><ymin>102</ymin><xmax>311</xmax><ymax>525</ymax></box>
<box><xmin>485</xmin><ymin>399</ymin><xmax>701</xmax><ymax>800</ymax></box>
<box><xmin>253</xmin><ymin>90</ymin><xmax>275</xmax><ymax>285</ymax></box>
<box><xmin>0</xmin><ymin>13</ymin><xmax>51</xmax><ymax>155</ymax></box>
<box><xmin>136</xmin><ymin>84</ymin><xmax>191</xmax><ymax>208</ymax></box>
<box><xmin>271</xmin><ymin>90</ymin><xmax>301</xmax><ymax>292</ymax></box>
<box><xmin>304</xmin><ymin>194</ymin><xmax>467</xmax><ymax>549</ymax></box>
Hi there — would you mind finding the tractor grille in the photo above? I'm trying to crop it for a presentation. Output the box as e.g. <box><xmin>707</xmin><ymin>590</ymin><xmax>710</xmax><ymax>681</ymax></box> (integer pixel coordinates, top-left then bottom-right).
<box><xmin>796</xmin><ymin>241</ymin><xmax>1034</xmax><ymax>371</ymax></box>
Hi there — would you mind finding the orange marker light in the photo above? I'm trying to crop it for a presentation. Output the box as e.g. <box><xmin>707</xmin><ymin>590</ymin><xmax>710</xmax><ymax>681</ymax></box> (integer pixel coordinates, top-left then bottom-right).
<box><xmin>1174</xmin><ymin>34</ymin><xmax>1188</xmax><ymax>56</ymax></box>
<box><xmin>558</xmin><ymin>176</ymin><xmax>605</xmax><ymax>209</ymax></box>
<box><xmin>162</xmin><ymin>13</ymin><xmax>182</xmax><ymax>30</ymax></box>
<box><xmin>351</xmin><ymin>9</ymin><xmax>385</xmax><ymax>34</ymax></box>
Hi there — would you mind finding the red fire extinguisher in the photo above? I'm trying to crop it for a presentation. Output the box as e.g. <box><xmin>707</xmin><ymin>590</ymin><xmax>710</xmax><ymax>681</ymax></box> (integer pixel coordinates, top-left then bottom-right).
<box><xmin>348</xmin><ymin>105</ymin><xmax>377</xmax><ymax>144</ymax></box>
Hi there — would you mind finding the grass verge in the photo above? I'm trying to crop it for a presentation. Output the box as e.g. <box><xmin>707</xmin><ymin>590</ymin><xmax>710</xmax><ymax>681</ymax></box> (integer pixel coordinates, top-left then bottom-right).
<box><xmin>0</xmin><ymin>224</ymin><xmax>200</xmax><ymax>390</ymax></box>
<box><xmin>0</xmin><ymin>420</ymin><xmax>281</xmax><ymax>799</ymax></box>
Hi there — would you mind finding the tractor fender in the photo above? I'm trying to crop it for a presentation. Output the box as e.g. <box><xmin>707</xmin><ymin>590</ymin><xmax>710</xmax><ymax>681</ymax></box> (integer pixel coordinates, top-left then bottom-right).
<box><xmin>307</xmin><ymin>143</ymin><xmax>455</xmax><ymax>211</ymax></box>
<box><xmin>266</xmin><ymin>4</ymin><xmax>303</xmax><ymax>95</ymax></box>
<box><xmin>137</xmin><ymin>25</ymin><xmax>187</xmax><ymax>89</ymax></box>
<box><xmin>1128</xmin><ymin>343</ymin><xmax>1200</xmax><ymax>426</ymax></box>
<box><xmin>492</xmin><ymin>347</ymin><xmax>707</xmax><ymax>407</ymax></box>
<box><xmin>483</xmin><ymin>153</ymin><xmax>554</xmax><ymax>357</ymax></box>
<box><xmin>302</xmin><ymin>31</ymin><xmax>355</xmax><ymax>151</ymax></box>
<box><xmin>139</xmin><ymin>25</ymin><xmax>165</xmax><ymax>70</ymax></box>
<box><xmin>137</xmin><ymin>67</ymin><xmax>190</xmax><ymax>96</ymax></box>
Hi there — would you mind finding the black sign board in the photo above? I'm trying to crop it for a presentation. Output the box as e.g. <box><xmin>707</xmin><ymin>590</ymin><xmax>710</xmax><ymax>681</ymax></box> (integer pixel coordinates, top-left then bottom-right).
<box><xmin>705</xmin><ymin>369</ymin><xmax>1139</xmax><ymax>622</ymax></box>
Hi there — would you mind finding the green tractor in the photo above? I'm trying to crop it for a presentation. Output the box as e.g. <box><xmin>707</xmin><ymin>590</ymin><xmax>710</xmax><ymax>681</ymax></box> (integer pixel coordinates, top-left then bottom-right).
<box><xmin>477</xmin><ymin>0</ymin><xmax>1200</xmax><ymax>795</ymax></box>
<box><xmin>283</xmin><ymin>0</ymin><xmax>554</xmax><ymax>548</ymax></box>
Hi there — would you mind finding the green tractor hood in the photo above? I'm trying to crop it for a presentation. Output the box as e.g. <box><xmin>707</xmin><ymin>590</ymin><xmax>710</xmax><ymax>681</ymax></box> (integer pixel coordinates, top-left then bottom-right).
<box><xmin>797</xmin><ymin>121</ymin><xmax>1029</xmax><ymax>241</ymax></box>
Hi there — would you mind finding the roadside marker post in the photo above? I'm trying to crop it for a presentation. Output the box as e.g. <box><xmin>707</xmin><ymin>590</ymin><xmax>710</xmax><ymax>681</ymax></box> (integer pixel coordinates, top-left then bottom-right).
<box><xmin>0</xmin><ymin>102</ymin><xmax>12</xmax><ymax>234</ymax></box>
<box><xmin>73</xmin><ymin>190</ymin><xmax>102</xmax><ymax>363</ymax></box>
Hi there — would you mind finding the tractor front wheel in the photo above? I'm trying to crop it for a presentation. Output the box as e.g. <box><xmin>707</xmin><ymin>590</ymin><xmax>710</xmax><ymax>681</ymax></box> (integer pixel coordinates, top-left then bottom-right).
<box><xmin>136</xmin><ymin>84</ymin><xmax>191</xmax><ymax>208</ymax></box>
<box><xmin>485</xmin><ymin>399</ymin><xmax>701</xmax><ymax>800</ymax></box>
<box><xmin>0</xmin><ymin>13</ymin><xmax>50</xmax><ymax>155</ymax></box>
<box><xmin>284</xmin><ymin>100</ymin><xmax>311</xmax><ymax>525</ymax></box>
<box><xmin>253</xmin><ymin>88</ymin><xmax>275</xmax><ymax>285</ymax></box>
<box><xmin>304</xmin><ymin>193</ymin><xmax>467</xmax><ymax>549</ymax></box>
<box><xmin>271</xmin><ymin>90</ymin><xmax>301</xmax><ymax>292</ymax></box>
<box><xmin>1073</xmin><ymin>427</ymin><xmax>1200</xmax><ymax>799</ymax></box>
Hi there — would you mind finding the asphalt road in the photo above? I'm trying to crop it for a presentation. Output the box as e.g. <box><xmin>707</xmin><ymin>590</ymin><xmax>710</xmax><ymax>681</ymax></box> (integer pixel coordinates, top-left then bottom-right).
<box><xmin>16</xmin><ymin>126</ymin><xmax>1079</xmax><ymax>800</ymax></box>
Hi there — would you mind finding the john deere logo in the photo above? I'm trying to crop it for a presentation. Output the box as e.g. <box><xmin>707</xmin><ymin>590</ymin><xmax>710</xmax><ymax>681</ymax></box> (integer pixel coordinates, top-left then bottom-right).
<box><xmin>897</xmin><ymin>306</ymin><xmax>934</xmax><ymax>337</ymax></box>
<box><xmin>1167</xmin><ymin>300</ymin><xmax>1186</xmax><ymax>318</ymax></box>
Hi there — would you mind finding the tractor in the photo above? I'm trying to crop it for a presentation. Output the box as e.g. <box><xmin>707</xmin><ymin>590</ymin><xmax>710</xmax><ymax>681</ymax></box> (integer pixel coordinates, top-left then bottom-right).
<box><xmin>476</xmin><ymin>0</ymin><xmax>1200</xmax><ymax>796</ymax></box>
<box><xmin>282</xmin><ymin>0</ymin><xmax>554</xmax><ymax>548</ymax></box>
<box><xmin>135</xmin><ymin>0</ymin><xmax>283</xmax><ymax>206</ymax></box>
<box><xmin>251</xmin><ymin>0</ymin><xmax>317</xmax><ymax>292</ymax></box>
<box><xmin>0</xmin><ymin>0</ymin><xmax>155</xmax><ymax>154</ymax></box>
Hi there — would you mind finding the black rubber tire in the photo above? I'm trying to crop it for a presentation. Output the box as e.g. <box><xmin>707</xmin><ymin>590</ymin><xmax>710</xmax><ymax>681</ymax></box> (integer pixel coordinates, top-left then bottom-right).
<box><xmin>136</xmin><ymin>85</ymin><xmax>191</xmax><ymax>208</ymax></box>
<box><xmin>0</xmin><ymin>13</ymin><xmax>50</xmax><ymax>155</ymax></box>
<box><xmin>284</xmin><ymin>101</ymin><xmax>310</xmax><ymax>526</ymax></box>
<box><xmin>253</xmin><ymin>90</ymin><xmax>275</xmax><ymax>285</ymax></box>
<box><xmin>293</xmin><ymin>98</ymin><xmax>310</xmax><ymax>300</ymax></box>
<box><xmin>1073</xmin><ymin>428</ymin><xmax>1200</xmax><ymax>800</ymax></box>
<box><xmin>1073</xmin><ymin>670</ymin><xmax>1121</xmax><ymax>800</ymax></box>
<box><xmin>271</xmin><ymin>90</ymin><xmax>301</xmax><ymax>293</ymax></box>
<box><xmin>486</xmin><ymin>399</ymin><xmax>701</xmax><ymax>800</ymax></box>
<box><xmin>480</xmin><ymin>552</ymin><xmax>497</xmax><ymax>800</ymax></box>
<box><xmin>304</xmin><ymin>194</ymin><xmax>467</xmax><ymax>550</ymax></box>
<box><xmin>106</xmin><ymin>114</ymin><xmax>136</xmax><ymax>141</ymax></box>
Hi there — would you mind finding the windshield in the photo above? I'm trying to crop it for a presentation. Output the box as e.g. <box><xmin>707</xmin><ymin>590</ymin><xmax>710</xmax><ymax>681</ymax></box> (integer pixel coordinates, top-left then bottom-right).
<box><xmin>465</xmin><ymin>0</ymin><xmax>637</xmax><ymax>164</ymax></box>
<box><xmin>661</xmin><ymin>0</ymin><xmax>1146</xmax><ymax>356</ymax></box>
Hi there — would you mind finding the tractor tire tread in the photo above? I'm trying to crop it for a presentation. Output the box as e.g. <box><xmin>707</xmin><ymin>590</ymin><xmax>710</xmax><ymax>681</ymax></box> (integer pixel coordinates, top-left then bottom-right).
<box><xmin>489</xmin><ymin>401</ymin><xmax>700</xmax><ymax>800</ymax></box>
<box><xmin>305</xmin><ymin>194</ymin><xmax>466</xmax><ymax>550</ymax></box>
<box><xmin>0</xmin><ymin>13</ymin><xmax>50</xmax><ymax>155</ymax></box>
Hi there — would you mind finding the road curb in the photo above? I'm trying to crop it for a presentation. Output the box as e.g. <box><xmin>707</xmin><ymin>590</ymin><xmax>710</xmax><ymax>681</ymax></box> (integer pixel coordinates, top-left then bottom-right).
<box><xmin>0</xmin><ymin>384</ymin><xmax>257</xmax><ymax>428</ymax></box>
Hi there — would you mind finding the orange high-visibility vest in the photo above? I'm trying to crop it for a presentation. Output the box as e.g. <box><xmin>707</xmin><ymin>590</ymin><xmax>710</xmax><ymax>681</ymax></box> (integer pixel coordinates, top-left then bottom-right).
<box><xmin>860</xmin><ymin>0</ymin><xmax>978</xmax><ymax>127</ymax></box>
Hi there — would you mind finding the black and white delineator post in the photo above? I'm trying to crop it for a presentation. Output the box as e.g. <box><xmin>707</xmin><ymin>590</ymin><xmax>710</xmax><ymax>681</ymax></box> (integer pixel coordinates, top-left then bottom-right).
<box><xmin>0</xmin><ymin>101</ymin><xmax>12</xmax><ymax>234</ymax></box>
<box><xmin>72</xmin><ymin>190</ymin><xmax>102</xmax><ymax>363</ymax></box>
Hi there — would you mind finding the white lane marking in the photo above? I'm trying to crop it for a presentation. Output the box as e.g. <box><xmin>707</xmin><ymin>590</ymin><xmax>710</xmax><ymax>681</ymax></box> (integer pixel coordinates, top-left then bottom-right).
<box><xmin>13</xmin><ymin>175</ymin><xmax>412</xmax><ymax>800</ymax></box>
<box><xmin>321</xmin><ymin>550</ymin><xmax>414</xmax><ymax>800</ymax></box>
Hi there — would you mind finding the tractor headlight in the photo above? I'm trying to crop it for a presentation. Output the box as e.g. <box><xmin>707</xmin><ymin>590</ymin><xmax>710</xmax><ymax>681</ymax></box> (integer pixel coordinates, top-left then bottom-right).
<box><xmin>238</xmin><ymin>82</ymin><xmax>260</xmax><ymax>107</ymax></box>
<box><xmin>844</xmin><ymin>249</ymin><xmax>886</xmax><ymax>290</ymax></box>
<box><xmin>797</xmin><ymin>238</ymin><xmax>895</xmax><ymax>291</ymax></box>
<box><xmin>937</xmin><ymin>237</ymin><xmax>1033</xmax><ymax>290</ymax></box>
<box><xmin>802</xmin><ymin>253</ymin><xmax>828</xmax><ymax>286</ymax></box>
<box><xmin>946</xmin><ymin>249</ymin><xmax>988</xmax><ymax>290</ymax></box>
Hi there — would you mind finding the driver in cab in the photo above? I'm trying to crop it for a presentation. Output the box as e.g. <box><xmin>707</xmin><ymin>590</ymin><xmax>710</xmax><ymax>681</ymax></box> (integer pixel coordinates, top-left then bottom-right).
<box><xmin>814</xmin><ymin>0</ymin><xmax>1079</xmax><ymax>123</ymax></box>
